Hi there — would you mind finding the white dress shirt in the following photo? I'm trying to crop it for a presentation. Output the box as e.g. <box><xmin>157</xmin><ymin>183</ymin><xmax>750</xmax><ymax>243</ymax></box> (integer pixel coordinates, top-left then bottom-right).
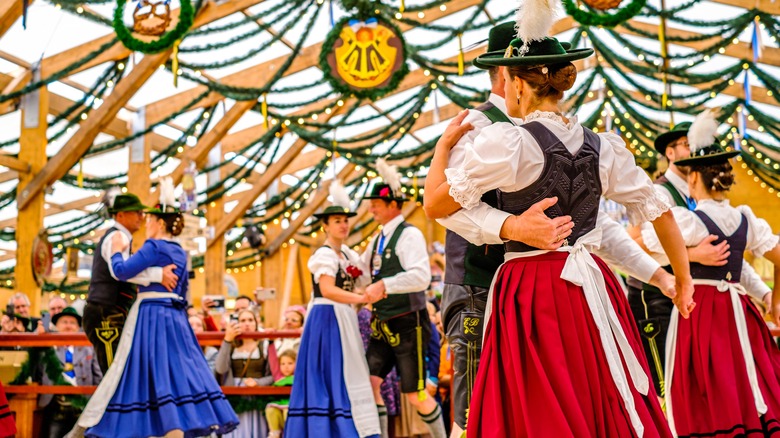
<box><xmin>101</xmin><ymin>222</ymin><xmax>163</xmax><ymax>286</ymax></box>
<box><xmin>360</xmin><ymin>215</ymin><xmax>431</xmax><ymax>294</ymax></box>
<box><xmin>654</xmin><ymin>169</ymin><xmax>690</xmax><ymax>207</ymax></box>
<box><xmin>641</xmin><ymin>199</ymin><xmax>778</xmax><ymax>299</ymax></box>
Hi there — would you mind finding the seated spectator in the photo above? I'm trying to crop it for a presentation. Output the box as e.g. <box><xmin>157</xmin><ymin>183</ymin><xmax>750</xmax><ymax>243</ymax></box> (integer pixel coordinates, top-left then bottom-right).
<box><xmin>7</xmin><ymin>292</ymin><xmax>42</xmax><ymax>333</ymax></box>
<box><xmin>268</xmin><ymin>305</ymin><xmax>305</xmax><ymax>380</ymax></box>
<box><xmin>265</xmin><ymin>350</ymin><xmax>296</xmax><ymax>438</ymax></box>
<box><xmin>216</xmin><ymin>309</ymin><xmax>273</xmax><ymax>438</ymax></box>
<box><xmin>188</xmin><ymin>315</ymin><xmax>218</xmax><ymax>374</ymax></box>
<box><xmin>38</xmin><ymin>307</ymin><xmax>102</xmax><ymax>438</ymax></box>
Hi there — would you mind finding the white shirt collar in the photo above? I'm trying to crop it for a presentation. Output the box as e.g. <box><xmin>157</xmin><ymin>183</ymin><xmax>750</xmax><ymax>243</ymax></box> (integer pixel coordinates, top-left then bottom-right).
<box><xmin>487</xmin><ymin>93</ymin><xmax>523</xmax><ymax>125</ymax></box>
<box><xmin>380</xmin><ymin>214</ymin><xmax>405</xmax><ymax>238</ymax></box>
<box><xmin>664</xmin><ymin>169</ymin><xmax>690</xmax><ymax>198</ymax></box>
<box><xmin>697</xmin><ymin>198</ymin><xmax>730</xmax><ymax>208</ymax></box>
<box><xmin>113</xmin><ymin>221</ymin><xmax>132</xmax><ymax>238</ymax></box>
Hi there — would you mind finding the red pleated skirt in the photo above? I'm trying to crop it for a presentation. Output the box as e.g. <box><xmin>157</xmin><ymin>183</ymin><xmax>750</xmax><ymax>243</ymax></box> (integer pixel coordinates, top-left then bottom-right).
<box><xmin>466</xmin><ymin>251</ymin><xmax>671</xmax><ymax>438</ymax></box>
<box><xmin>0</xmin><ymin>382</ymin><xmax>16</xmax><ymax>437</ymax></box>
<box><xmin>668</xmin><ymin>284</ymin><xmax>780</xmax><ymax>437</ymax></box>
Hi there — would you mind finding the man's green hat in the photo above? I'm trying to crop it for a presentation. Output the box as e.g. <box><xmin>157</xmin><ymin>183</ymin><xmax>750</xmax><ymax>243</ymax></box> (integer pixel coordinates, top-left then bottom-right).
<box><xmin>476</xmin><ymin>37</ymin><xmax>593</xmax><ymax>68</ymax></box>
<box><xmin>654</xmin><ymin>122</ymin><xmax>692</xmax><ymax>156</ymax></box>
<box><xmin>473</xmin><ymin>22</ymin><xmax>517</xmax><ymax>70</ymax></box>
<box><xmin>313</xmin><ymin>205</ymin><xmax>358</xmax><ymax>221</ymax></box>
<box><xmin>109</xmin><ymin>193</ymin><xmax>148</xmax><ymax>214</ymax></box>
<box><xmin>363</xmin><ymin>183</ymin><xmax>407</xmax><ymax>203</ymax></box>
<box><xmin>52</xmin><ymin>307</ymin><xmax>82</xmax><ymax>326</ymax></box>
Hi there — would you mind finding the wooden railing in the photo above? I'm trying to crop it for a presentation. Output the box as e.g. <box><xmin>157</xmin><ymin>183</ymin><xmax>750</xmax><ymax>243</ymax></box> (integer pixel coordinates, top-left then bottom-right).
<box><xmin>0</xmin><ymin>331</ymin><xmax>301</xmax><ymax>436</ymax></box>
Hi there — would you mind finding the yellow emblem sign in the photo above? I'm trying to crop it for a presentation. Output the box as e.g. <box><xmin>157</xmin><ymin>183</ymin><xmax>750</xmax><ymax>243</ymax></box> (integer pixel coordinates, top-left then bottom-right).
<box><xmin>325</xmin><ymin>17</ymin><xmax>406</xmax><ymax>98</ymax></box>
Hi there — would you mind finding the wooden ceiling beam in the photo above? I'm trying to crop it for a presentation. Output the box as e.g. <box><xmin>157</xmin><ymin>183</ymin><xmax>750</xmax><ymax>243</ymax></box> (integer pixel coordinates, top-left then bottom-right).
<box><xmin>17</xmin><ymin>51</ymin><xmax>172</xmax><ymax>209</ymax></box>
<box><xmin>707</xmin><ymin>0</ymin><xmax>780</xmax><ymax>15</ymax></box>
<box><xmin>0</xmin><ymin>0</ymin><xmax>30</xmax><ymax>39</ymax></box>
<box><xmin>0</xmin><ymin>154</ymin><xmax>29</xmax><ymax>173</ymax></box>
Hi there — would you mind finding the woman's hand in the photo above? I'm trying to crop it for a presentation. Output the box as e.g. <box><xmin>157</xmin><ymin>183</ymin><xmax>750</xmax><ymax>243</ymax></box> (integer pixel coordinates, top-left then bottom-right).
<box><xmin>648</xmin><ymin>268</ymin><xmax>676</xmax><ymax>299</ymax></box>
<box><xmin>436</xmin><ymin>110</ymin><xmax>474</xmax><ymax>151</ymax></box>
<box><xmin>111</xmin><ymin>232</ymin><xmax>129</xmax><ymax>254</ymax></box>
<box><xmin>244</xmin><ymin>377</ymin><xmax>258</xmax><ymax>387</ymax></box>
<box><xmin>224</xmin><ymin>322</ymin><xmax>241</xmax><ymax>342</ymax></box>
<box><xmin>673</xmin><ymin>275</ymin><xmax>696</xmax><ymax>319</ymax></box>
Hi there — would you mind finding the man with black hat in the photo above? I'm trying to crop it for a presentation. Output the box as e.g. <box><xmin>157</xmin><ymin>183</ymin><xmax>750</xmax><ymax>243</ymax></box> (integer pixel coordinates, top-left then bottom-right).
<box><xmin>38</xmin><ymin>307</ymin><xmax>102</xmax><ymax>438</ymax></box>
<box><xmin>82</xmin><ymin>192</ymin><xmax>178</xmax><ymax>373</ymax></box>
<box><xmin>360</xmin><ymin>161</ymin><xmax>446</xmax><ymax>438</ymax></box>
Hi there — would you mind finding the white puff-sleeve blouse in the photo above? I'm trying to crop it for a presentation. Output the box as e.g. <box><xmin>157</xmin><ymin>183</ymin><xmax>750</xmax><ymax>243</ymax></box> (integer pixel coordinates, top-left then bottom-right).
<box><xmin>444</xmin><ymin>112</ymin><xmax>671</xmax><ymax>226</ymax></box>
<box><xmin>307</xmin><ymin>244</ymin><xmax>371</xmax><ymax>287</ymax></box>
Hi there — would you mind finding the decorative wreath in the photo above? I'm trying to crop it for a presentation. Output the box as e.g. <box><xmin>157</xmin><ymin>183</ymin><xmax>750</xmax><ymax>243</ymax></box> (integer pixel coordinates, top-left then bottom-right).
<box><xmin>562</xmin><ymin>0</ymin><xmax>647</xmax><ymax>28</ymax></box>
<box><xmin>320</xmin><ymin>15</ymin><xmax>410</xmax><ymax>100</ymax></box>
<box><xmin>113</xmin><ymin>0</ymin><xmax>195</xmax><ymax>54</ymax></box>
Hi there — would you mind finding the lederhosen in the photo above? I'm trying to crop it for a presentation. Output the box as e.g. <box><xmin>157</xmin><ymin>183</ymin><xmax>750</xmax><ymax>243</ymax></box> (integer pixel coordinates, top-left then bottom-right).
<box><xmin>365</xmin><ymin>222</ymin><xmax>432</xmax><ymax>395</ymax></box>
<box><xmin>82</xmin><ymin>227</ymin><xmax>137</xmax><ymax>374</ymax></box>
<box><xmin>441</xmin><ymin>101</ymin><xmax>509</xmax><ymax>429</ymax></box>
<box><xmin>626</xmin><ymin>174</ymin><xmax>687</xmax><ymax>397</ymax></box>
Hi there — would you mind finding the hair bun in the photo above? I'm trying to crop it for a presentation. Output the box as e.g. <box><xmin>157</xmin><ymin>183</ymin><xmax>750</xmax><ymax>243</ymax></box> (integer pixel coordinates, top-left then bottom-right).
<box><xmin>548</xmin><ymin>62</ymin><xmax>577</xmax><ymax>92</ymax></box>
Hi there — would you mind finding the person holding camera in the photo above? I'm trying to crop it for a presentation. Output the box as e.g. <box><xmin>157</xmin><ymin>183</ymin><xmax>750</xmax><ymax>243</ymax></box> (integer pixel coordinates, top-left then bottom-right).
<box><xmin>216</xmin><ymin>308</ymin><xmax>274</xmax><ymax>437</ymax></box>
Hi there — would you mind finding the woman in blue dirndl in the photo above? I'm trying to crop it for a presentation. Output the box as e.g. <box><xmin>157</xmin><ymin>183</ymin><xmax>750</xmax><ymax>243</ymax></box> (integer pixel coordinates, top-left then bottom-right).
<box><xmin>285</xmin><ymin>198</ymin><xmax>381</xmax><ymax>438</ymax></box>
<box><xmin>68</xmin><ymin>178</ymin><xmax>239</xmax><ymax>438</ymax></box>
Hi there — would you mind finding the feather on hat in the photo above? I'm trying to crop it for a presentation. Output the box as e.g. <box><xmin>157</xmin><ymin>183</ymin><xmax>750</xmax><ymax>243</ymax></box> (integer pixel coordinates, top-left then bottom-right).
<box><xmin>687</xmin><ymin>108</ymin><xmax>720</xmax><ymax>153</ymax></box>
<box><xmin>375</xmin><ymin>158</ymin><xmax>403</xmax><ymax>198</ymax></box>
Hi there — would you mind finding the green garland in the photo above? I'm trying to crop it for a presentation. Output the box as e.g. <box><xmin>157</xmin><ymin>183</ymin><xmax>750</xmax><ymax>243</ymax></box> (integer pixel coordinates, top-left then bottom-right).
<box><xmin>10</xmin><ymin>347</ymin><xmax>88</xmax><ymax>410</ymax></box>
<box><xmin>319</xmin><ymin>15</ymin><xmax>410</xmax><ymax>100</ymax></box>
<box><xmin>563</xmin><ymin>0</ymin><xmax>647</xmax><ymax>28</ymax></box>
<box><xmin>113</xmin><ymin>0</ymin><xmax>195</xmax><ymax>54</ymax></box>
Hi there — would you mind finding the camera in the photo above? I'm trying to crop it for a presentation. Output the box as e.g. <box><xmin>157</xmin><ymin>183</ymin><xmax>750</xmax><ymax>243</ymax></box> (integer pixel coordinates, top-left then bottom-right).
<box><xmin>203</xmin><ymin>295</ymin><xmax>225</xmax><ymax>312</ymax></box>
<box><xmin>229</xmin><ymin>313</ymin><xmax>239</xmax><ymax>324</ymax></box>
<box><xmin>4</xmin><ymin>304</ymin><xmax>14</xmax><ymax>320</ymax></box>
<box><xmin>254</xmin><ymin>287</ymin><xmax>277</xmax><ymax>301</ymax></box>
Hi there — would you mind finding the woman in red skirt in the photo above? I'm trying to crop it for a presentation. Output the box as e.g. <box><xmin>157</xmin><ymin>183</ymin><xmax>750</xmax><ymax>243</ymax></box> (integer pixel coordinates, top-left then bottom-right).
<box><xmin>424</xmin><ymin>4</ymin><xmax>694</xmax><ymax>436</ymax></box>
<box><xmin>639</xmin><ymin>110</ymin><xmax>780</xmax><ymax>437</ymax></box>
<box><xmin>0</xmin><ymin>381</ymin><xmax>16</xmax><ymax>437</ymax></box>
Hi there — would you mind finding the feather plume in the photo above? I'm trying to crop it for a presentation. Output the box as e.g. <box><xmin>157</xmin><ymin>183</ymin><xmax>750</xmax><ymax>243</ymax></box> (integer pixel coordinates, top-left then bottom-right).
<box><xmin>102</xmin><ymin>187</ymin><xmax>122</xmax><ymax>209</ymax></box>
<box><xmin>329</xmin><ymin>179</ymin><xmax>351</xmax><ymax>210</ymax></box>
<box><xmin>515</xmin><ymin>0</ymin><xmax>559</xmax><ymax>51</ymax></box>
<box><xmin>688</xmin><ymin>108</ymin><xmax>720</xmax><ymax>153</ymax></box>
<box><xmin>376</xmin><ymin>158</ymin><xmax>402</xmax><ymax>197</ymax></box>
<box><xmin>158</xmin><ymin>176</ymin><xmax>176</xmax><ymax>211</ymax></box>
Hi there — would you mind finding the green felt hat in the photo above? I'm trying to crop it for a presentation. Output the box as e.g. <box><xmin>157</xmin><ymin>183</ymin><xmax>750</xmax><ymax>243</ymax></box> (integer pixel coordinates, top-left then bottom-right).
<box><xmin>473</xmin><ymin>22</ymin><xmax>516</xmax><ymax>70</ymax></box>
<box><xmin>109</xmin><ymin>193</ymin><xmax>148</xmax><ymax>214</ymax></box>
<box><xmin>363</xmin><ymin>183</ymin><xmax>407</xmax><ymax>203</ymax></box>
<box><xmin>477</xmin><ymin>37</ymin><xmax>593</xmax><ymax>68</ymax></box>
<box><xmin>654</xmin><ymin>122</ymin><xmax>692</xmax><ymax>156</ymax></box>
<box><xmin>52</xmin><ymin>307</ymin><xmax>82</xmax><ymax>326</ymax></box>
<box><xmin>674</xmin><ymin>144</ymin><xmax>740</xmax><ymax>167</ymax></box>
<box><xmin>313</xmin><ymin>205</ymin><xmax>358</xmax><ymax>221</ymax></box>
<box><xmin>146</xmin><ymin>203</ymin><xmax>181</xmax><ymax>216</ymax></box>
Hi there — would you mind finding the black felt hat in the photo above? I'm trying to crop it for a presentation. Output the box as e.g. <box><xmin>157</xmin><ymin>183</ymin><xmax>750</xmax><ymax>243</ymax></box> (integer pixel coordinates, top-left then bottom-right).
<box><xmin>51</xmin><ymin>307</ymin><xmax>82</xmax><ymax>326</ymax></box>
<box><xmin>674</xmin><ymin>145</ymin><xmax>740</xmax><ymax>167</ymax></box>
<box><xmin>654</xmin><ymin>122</ymin><xmax>692</xmax><ymax>156</ymax></box>
<box><xmin>476</xmin><ymin>37</ymin><xmax>593</xmax><ymax>68</ymax></box>
<box><xmin>108</xmin><ymin>194</ymin><xmax>148</xmax><ymax>214</ymax></box>
<box><xmin>313</xmin><ymin>205</ymin><xmax>358</xmax><ymax>221</ymax></box>
<box><xmin>362</xmin><ymin>183</ymin><xmax>407</xmax><ymax>202</ymax></box>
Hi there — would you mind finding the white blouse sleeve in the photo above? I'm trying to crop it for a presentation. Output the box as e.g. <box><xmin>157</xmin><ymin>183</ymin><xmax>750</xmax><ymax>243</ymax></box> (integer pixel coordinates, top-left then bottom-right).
<box><xmin>445</xmin><ymin>123</ymin><xmax>523</xmax><ymax>210</ymax></box>
<box><xmin>307</xmin><ymin>247</ymin><xmax>339</xmax><ymax>283</ymax></box>
<box><xmin>736</xmin><ymin>205</ymin><xmax>779</xmax><ymax>257</ymax></box>
<box><xmin>640</xmin><ymin>206</ymin><xmax>708</xmax><ymax>259</ymax></box>
<box><xmin>345</xmin><ymin>246</ymin><xmax>372</xmax><ymax>288</ymax></box>
<box><xmin>740</xmin><ymin>261</ymin><xmax>771</xmax><ymax>301</ymax></box>
<box><xmin>599</xmin><ymin>133</ymin><xmax>671</xmax><ymax>225</ymax></box>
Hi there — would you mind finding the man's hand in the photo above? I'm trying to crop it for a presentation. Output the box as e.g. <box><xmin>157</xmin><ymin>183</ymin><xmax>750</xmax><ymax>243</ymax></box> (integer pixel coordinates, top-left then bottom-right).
<box><xmin>111</xmin><ymin>232</ymin><xmax>129</xmax><ymax>254</ymax></box>
<box><xmin>161</xmin><ymin>264</ymin><xmax>179</xmax><ymax>292</ymax></box>
<box><xmin>435</xmin><ymin>110</ymin><xmax>474</xmax><ymax>152</ymax></box>
<box><xmin>648</xmin><ymin>268</ymin><xmax>676</xmax><ymax>299</ymax></box>
<box><xmin>36</xmin><ymin>320</ymin><xmax>45</xmax><ymax>334</ymax></box>
<box><xmin>688</xmin><ymin>235</ymin><xmax>729</xmax><ymax>266</ymax></box>
<box><xmin>501</xmin><ymin>197</ymin><xmax>574</xmax><ymax>250</ymax></box>
<box><xmin>365</xmin><ymin>281</ymin><xmax>387</xmax><ymax>303</ymax></box>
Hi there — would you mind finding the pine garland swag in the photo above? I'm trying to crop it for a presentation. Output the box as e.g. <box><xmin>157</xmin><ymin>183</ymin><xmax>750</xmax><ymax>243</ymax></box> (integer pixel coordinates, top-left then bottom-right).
<box><xmin>562</xmin><ymin>0</ymin><xmax>647</xmax><ymax>28</ymax></box>
<box><xmin>113</xmin><ymin>0</ymin><xmax>195</xmax><ymax>54</ymax></box>
<box><xmin>10</xmin><ymin>347</ymin><xmax>88</xmax><ymax>410</ymax></box>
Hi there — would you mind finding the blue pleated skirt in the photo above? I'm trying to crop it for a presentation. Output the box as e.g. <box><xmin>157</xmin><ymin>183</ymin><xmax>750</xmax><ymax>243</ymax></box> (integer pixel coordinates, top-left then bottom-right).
<box><xmin>285</xmin><ymin>303</ymin><xmax>376</xmax><ymax>438</ymax></box>
<box><xmin>85</xmin><ymin>298</ymin><xmax>239</xmax><ymax>438</ymax></box>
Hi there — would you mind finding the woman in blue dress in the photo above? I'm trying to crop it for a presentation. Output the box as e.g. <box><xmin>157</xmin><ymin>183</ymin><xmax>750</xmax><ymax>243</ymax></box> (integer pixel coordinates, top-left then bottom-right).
<box><xmin>68</xmin><ymin>178</ymin><xmax>239</xmax><ymax>438</ymax></box>
<box><xmin>285</xmin><ymin>181</ymin><xmax>381</xmax><ymax>438</ymax></box>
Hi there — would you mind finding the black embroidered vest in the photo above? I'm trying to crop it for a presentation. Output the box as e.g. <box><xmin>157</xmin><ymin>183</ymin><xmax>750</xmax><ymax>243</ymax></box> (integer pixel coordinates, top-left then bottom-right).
<box><xmin>690</xmin><ymin>211</ymin><xmax>747</xmax><ymax>282</ymax></box>
<box><xmin>311</xmin><ymin>246</ymin><xmax>353</xmax><ymax>298</ymax></box>
<box><xmin>371</xmin><ymin>222</ymin><xmax>427</xmax><ymax>321</ymax></box>
<box><xmin>87</xmin><ymin>227</ymin><xmax>137</xmax><ymax>312</ymax></box>
<box><xmin>500</xmin><ymin>121</ymin><xmax>602</xmax><ymax>252</ymax></box>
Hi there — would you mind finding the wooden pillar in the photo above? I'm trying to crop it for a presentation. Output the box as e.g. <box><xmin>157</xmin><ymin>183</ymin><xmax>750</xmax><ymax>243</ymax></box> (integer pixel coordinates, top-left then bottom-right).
<box><xmin>127</xmin><ymin>107</ymin><xmax>151</xmax><ymax>251</ymax></box>
<box><xmin>205</xmin><ymin>146</ymin><xmax>225</xmax><ymax>298</ymax></box>
<box><xmin>16</xmin><ymin>67</ymin><xmax>48</xmax><ymax>314</ymax></box>
<box><xmin>8</xmin><ymin>392</ymin><xmax>36</xmax><ymax>437</ymax></box>
<box><xmin>261</xmin><ymin>219</ymin><xmax>283</xmax><ymax>328</ymax></box>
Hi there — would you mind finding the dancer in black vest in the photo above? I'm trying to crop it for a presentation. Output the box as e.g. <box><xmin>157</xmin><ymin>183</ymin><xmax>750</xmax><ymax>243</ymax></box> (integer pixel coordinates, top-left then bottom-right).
<box><xmin>626</xmin><ymin>122</ymin><xmax>731</xmax><ymax>397</ymax></box>
<box><xmin>424</xmin><ymin>21</ymin><xmax>675</xmax><ymax>438</ymax></box>
<box><xmin>424</xmin><ymin>5</ymin><xmax>697</xmax><ymax>432</ymax></box>
<box><xmin>361</xmin><ymin>160</ymin><xmax>446</xmax><ymax>438</ymax></box>
<box><xmin>82</xmin><ymin>192</ymin><xmax>178</xmax><ymax>373</ymax></box>
<box><xmin>635</xmin><ymin>109</ymin><xmax>780</xmax><ymax>437</ymax></box>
